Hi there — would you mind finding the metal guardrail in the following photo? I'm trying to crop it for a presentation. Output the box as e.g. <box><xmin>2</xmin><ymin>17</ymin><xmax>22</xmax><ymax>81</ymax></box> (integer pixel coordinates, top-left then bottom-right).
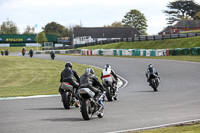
<box><xmin>84</xmin><ymin>32</ymin><xmax>200</xmax><ymax>47</ymax></box>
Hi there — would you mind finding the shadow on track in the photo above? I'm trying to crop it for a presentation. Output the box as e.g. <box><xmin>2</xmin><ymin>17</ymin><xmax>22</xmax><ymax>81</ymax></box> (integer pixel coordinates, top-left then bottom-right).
<box><xmin>135</xmin><ymin>90</ymin><xmax>159</xmax><ymax>93</ymax></box>
<box><xmin>27</xmin><ymin>108</ymin><xmax>66</xmax><ymax>110</ymax></box>
<box><xmin>42</xmin><ymin>117</ymin><xmax>84</xmax><ymax>122</ymax></box>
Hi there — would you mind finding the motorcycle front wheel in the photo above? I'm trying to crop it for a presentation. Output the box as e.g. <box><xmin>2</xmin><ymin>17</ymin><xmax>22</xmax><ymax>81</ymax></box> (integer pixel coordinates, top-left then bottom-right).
<box><xmin>97</xmin><ymin>107</ymin><xmax>104</xmax><ymax>118</ymax></box>
<box><xmin>81</xmin><ymin>99</ymin><xmax>92</xmax><ymax>120</ymax></box>
<box><xmin>151</xmin><ymin>79</ymin><xmax>158</xmax><ymax>92</ymax></box>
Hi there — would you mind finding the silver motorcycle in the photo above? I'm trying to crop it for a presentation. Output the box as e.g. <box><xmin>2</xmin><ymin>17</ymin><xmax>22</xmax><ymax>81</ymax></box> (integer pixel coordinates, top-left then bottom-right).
<box><xmin>78</xmin><ymin>88</ymin><xmax>106</xmax><ymax>120</ymax></box>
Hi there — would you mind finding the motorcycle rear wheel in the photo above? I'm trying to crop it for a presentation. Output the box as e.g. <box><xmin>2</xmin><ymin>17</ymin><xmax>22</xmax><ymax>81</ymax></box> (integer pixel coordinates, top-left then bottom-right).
<box><xmin>106</xmin><ymin>87</ymin><xmax>113</xmax><ymax>101</ymax></box>
<box><xmin>81</xmin><ymin>99</ymin><xmax>92</xmax><ymax>120</ymax></box>
<box><xmin>62</xmin><ymin>92</ymin><xmax>71</xmax><ymax>109</ymax></box>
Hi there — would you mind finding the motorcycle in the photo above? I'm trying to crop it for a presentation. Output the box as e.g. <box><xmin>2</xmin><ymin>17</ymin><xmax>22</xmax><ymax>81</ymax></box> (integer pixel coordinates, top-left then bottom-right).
<box><xmin>1</xmin><ymin>50</ymin><xmax>4</xmax><ymax>56</ymax></box>
<box><xmin>148</xmin><ymin>73</ymin><xmax>160</xmax><ymax>92</ymax></box>
<box><xmin>50</xmin><ymin>52</ymin><xmax>55</xmax><ymax>60</ymax></box>
<box><xmin>22</xmin><ymin>49</ymin><xmax>26</xmax><ymax>56</ymax></box>
<box><xmin>78</xmin><ymin>88</ymin><xmax>106</xmax><ymax>120</ymax></box>
<box><xmin>29</xmin><ymin>50</ymin><xmax>33</xmax><ymax>58</ymax></box>
<box><xmin>60</xmin><ymin>82</ymin><xmax>80</xmax><ymax>109</ymax></box>
<box><xmin>102</xmin><ymin>75</ymin><xmax>118</xmax><ymax>101</ymax></box>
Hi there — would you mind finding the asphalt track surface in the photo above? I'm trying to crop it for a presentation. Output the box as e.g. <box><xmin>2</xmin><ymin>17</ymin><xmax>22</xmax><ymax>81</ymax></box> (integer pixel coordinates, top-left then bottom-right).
<box><xmin>1</xmin><ymin>53</ymin><xmax>200</xmax><ymax>133</ymax></box>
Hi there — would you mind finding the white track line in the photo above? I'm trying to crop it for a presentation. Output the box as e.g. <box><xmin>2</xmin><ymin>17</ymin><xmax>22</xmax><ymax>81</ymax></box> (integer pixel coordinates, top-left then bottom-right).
<box><xmin>0</xmin><ymin>94</ymin><xmax>59</xmax><ymax>100</ymax></box>
<box><xmin>107</xmin><ymin>119</ymin><xmax>200</xmax><ymax>133</ymax></box>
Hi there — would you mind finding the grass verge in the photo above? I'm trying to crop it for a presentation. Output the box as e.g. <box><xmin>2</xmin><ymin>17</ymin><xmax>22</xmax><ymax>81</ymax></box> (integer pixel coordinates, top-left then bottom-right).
<box><xmin>77</xmin><ymin>36</ymin><xmax>200</xmax><ymax>50</ymax></box>
<box><xmin>0</xmin><ymin>47</ymin><xmax>43</xmax><ymax>52</ymax></box>
<box><xmin>133</xmin><ymin>122</ymin><xmax>200</xmax><ymax>133</ymax></box>
<box><xmin>0</xmin><ymin>56</ymin><xmax>102</xmax><ymax>97</ymax></box>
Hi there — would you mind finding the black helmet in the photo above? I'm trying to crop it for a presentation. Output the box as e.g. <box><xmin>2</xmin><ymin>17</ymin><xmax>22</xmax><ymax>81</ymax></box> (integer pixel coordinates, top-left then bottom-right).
<box><xmin>105</xmin><ymin>64</ymin><xmax>111</xmax><ymax>69</ymax></box>
<box><xmin>148</xmin><ymin>64</ymin><xmax>153</xmax><ymax>68</ymax></box>
<box><xmin>65</xmin><ymin>62</ymin><xmax>72</xmax><ymax>68</ymax></box>
<box><xmin>85</xmin><ymin>67</ymin><xmax>94</xmax><ymax>74</ymax></box>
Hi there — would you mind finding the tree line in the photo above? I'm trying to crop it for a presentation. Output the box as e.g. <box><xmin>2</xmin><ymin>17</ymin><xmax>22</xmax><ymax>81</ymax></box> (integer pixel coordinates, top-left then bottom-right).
<box><xmin>0</xmin><ymin>0</ymin><xmax>200</xmax><ymax>37</ymax></box>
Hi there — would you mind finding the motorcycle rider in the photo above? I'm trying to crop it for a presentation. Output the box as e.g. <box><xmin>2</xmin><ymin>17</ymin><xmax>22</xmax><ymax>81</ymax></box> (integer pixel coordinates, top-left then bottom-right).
<box><xmin>4</xmin><ymin>49</ymin><xmax>9</xmax><ymax>56</ymax></box>
<box><xmin>146</xmin><ymin>64</ymin><xmax>160</xmax><ymax>86</ymax></box>
<box><xmin>50</xmin><ymin>50</ymin><xmax>55</xmax><ymax>59</ymax></box>
<box><xmin>1</xmin><ymin>50</ymin><xmax>4</xmax><ymax>56</ymax></box>
<box><xmin>79</xmin><ymin>68</ymin><xmax>105</xmax><ymax>101</ymax></box>
<box><xmin>59</xmin><ymin>62</ymin><xmax>80</xmax><ymax>98</ymax></box>
<box><xmin>29</xmin><ymin>48</ymin><xmax>33</xmax><ymax>57</ymax></box>
<box><xmin>101</xmin><ymin>64</ymin><xmax>118</xmax><ymax>89</ymax></box>
<box><xmin>22</xmin><ymin>47</ymin><xmax>26</xmax><ymax>56</ymax></box>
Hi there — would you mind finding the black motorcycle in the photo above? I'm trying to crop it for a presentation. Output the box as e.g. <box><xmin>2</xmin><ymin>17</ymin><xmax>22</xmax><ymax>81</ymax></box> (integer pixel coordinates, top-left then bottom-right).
<box><xmin>78</xmin><ymin>88</ymin><xmax>106</xmax><ymax>120</ymax></box>
<box><xmin>60</xmin><ymin>82</ymin><xmax>80</xmax><ymax>109</ymax></box>
<box><xmin>5</xmin><ymin>50</ymin><xmax>9</xmax><ymax>56</ymax></box>
<box><xmin>29</xmin><ymin>50</ymin><xmax>33</xmax><ymax>58</ymax></box>
<box><xmin>148</xmin><ymin>73</ymin><xmax>160</xmax><ymax>91</ymax></box>
<box><xmin>50</xmin><ymin>51</ymin><xmax>55</xmax><ymax>60</ymax></box>
<box><xmin>1</xmin><ymin>50</ymin><xmax>4</xmax><ymax>56</ymax></box>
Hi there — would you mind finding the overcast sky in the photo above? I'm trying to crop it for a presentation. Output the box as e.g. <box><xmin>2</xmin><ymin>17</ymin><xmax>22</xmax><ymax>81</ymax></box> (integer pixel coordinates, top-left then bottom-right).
<box><xmin>1</xmin><ymin>0</ymin><xmax>200</xmax><ymax>35</ymax></box>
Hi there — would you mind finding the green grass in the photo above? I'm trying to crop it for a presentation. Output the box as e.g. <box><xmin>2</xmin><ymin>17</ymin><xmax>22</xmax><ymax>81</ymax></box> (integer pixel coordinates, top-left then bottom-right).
<box><xmin>133</xmin><ymin>122</ymin><xmax>200</xmax><ymax>133</ymax></box>
<box><xmin>0</xmin><ymin>56</ymin><xmax>102</xmax><ymax>97</ymax></box>
<box><xmin>182</xmin><ymin>30</ymin><xmax>200</xmax><ymax>33</ymax></box>
<box><xmin>77</xmin><ymin>36</ymin><xmax>200</xmax><ymax>50</ymax></box>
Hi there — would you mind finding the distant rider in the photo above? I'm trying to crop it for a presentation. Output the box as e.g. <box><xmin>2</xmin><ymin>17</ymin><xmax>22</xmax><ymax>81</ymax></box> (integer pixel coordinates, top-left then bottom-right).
<box><xmin>22</xmin><ymin>47</ymin><xmax>26</xmax><ymax>56</ymax></box>
<box><xmin>29</xmin><ymin>48</ymin><xmax>33</xmax><ymax>56</ymax></box>
<box><xmin>101</xmin><ymin>64</ymin><xmax>118</xmax><ymax>88</ymax></box>
<box><xmin>79</xmin><ymin>68</ymin><xmax>105</xmax><ymax>101</ymax></box>
<box><xmin>1</xmin><ymin>50</ymin><xmax>4</xmax><ymax>56</ymax></box>
<box><xmin>5</xmin><ymin>49</ymin><xmax>9</xmax><ymax>56</ymax></box>
<box><xmin>50</xmin><ymin>50</ymin><xmax>55</xmax><ymax>59</ymax></box>
<box><xmin>59</xmin><ymin>62</ymin><xmax>80</xmax><ymax>97</ymax></box>
<box><xmin>146</xmin><ymin>64</ymin><xmax>160</xmax><ymax>85</ymax></box>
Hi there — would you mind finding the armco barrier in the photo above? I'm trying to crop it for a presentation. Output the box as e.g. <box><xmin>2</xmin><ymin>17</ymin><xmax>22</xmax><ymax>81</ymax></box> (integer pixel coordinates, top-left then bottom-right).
<box><xmin>33</xmin><ymin>48</ymin><xmax>199</xmax><ymax>56</ymax></box>
<box><xmin>113</xmin><ymin>50</ymin><xmax>117</xmax><ymax>56</ymax></box>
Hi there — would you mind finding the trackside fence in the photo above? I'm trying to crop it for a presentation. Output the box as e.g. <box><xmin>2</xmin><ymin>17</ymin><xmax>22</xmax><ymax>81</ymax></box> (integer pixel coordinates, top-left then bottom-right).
<box><xmin>80</xmin><ymin>32</ymin><xmax>200</xmax><ymax>48</ymax></box>
<box><xmin>33</xmin><ymin>47</ymin><xmax>200</xmax><ymax>56</ymax></box>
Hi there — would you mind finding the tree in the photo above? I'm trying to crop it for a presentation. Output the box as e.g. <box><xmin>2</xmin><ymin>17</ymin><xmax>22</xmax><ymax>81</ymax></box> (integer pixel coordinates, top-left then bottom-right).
<box><xmin>104</xmin><ymin>21</ymin><xmax>124</xmax><ymax>27</ymax></box>
<box><xmin>23</xmin><ymin>25</ymin><xmax>35</xmax><ymax>34</ymax></box>
<box><xmin>42</xmin><ymin>22</ymin><xmax>68</xmax><ymax>38</ymax></box>
<box><xmin>0</xmin><ymin>19</ymin><xmax>19</xmax><ymax>34</ymax></box>
<box><xmin>68</xmin><ymin>24</ymin><xmax>81</xmax><ymax>45</ymax></box>
<box><xmin>122</xmin><ymin>9</ymin><xmax>147</xmax><ymax>34</ymax></box>
<box><xmin>194</xmin><ymin>11</ymin><xmax>200</xmax><ymax>19</ymax></box>
<box><xmin>35</xmin><ymin>32</ymin><xmax>48</xmax><ymax>44</ymax></box>
<box><xmin>163</xmin><ymin>0</ymin><xmax>200</xmax><ymax>24</ymax></box>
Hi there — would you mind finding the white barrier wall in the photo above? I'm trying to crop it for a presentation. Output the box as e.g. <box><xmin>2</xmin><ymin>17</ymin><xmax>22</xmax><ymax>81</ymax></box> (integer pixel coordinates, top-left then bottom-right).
<box><xmin>103</xmin><ymin>49</ymin><xmax>113</xmax><ymax>55</ymax></box>
<box><xmin>146</xmin><ymin>50</ymin><xmax>151</xmax><ymax>57</ymax></box>
<box><xmin>26</xmin><ymin>43</ymin><xmax>41</xmax><ymax>47</ymax></box>
<box><xmin>0</xmin><ymin>44</ymin><xmax>10</xmax><ymax>47</ymax></box>
<box><xmin>122</xmin><ymin>49</ymin><xmax>132</xmax><ymax>56</ymax></box>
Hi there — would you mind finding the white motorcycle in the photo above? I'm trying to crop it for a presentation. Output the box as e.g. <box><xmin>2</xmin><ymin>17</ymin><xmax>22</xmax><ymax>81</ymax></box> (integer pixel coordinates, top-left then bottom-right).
<box><xmin>102</xmin><ymin>74</ymin><xmax>118</xmax><ymax>101</ymax></box>
<box><xmin>78</xmin><ymin>88</ymin><xmax>106</xmax><ymax>120</ymax></box>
